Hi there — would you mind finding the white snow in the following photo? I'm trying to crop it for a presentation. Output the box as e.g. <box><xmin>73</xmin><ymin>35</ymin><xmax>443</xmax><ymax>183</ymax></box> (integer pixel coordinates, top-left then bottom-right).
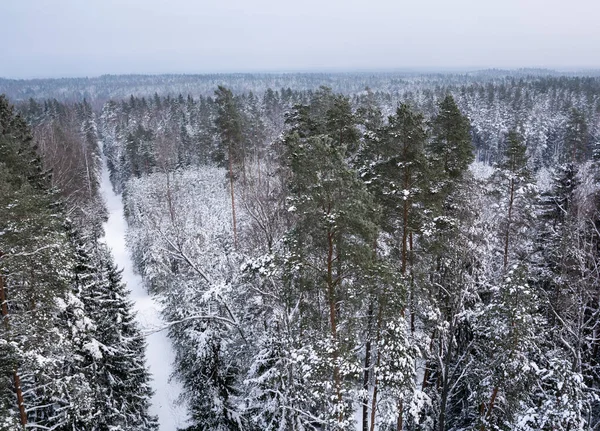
<box><xmin>98</xmin><ymin>144</ymin><xmax>188</xmax><ymax>431</ymax></box>
<box><xmin>470</xmin><ymin>160</ymin><xmax>495</xmax><ymax>180</ymax></box>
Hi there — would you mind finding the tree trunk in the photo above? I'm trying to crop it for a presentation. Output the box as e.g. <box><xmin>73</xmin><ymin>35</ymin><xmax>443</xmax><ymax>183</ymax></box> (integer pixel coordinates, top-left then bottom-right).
<box><xmin>0</xmin><ymin>269</ymin><xmax>8</xmax><ymax>325</ymax></box>
<box><xmin>421</xmin><ymin>330</ymin><xmax>437</xmax><ymax>391</ymax></box>
<box><xmin>0</xmin><ymin>257</ymin><xmax>28</xmax><ymax>427</ymax></box>
<box><xmin>363</xmin><ymin>302</ymin><xmax>373</xmax><ymax>431</ymax></box>
<box><xmin>241</xmin><ymin>139</ymin><xmax>247</xmax><ymax>191</ymax></box>
<box><xmin>484</xmin><ymin>175</ymin><xmax>515</xmax><ymax>430</ymax></box>
<box><xmin>396</xmin><ymin>399</ymin><xmax>403</xmax><ymax>431</ymax></box>
<box><xmin>13</xmin><ymin>371</ymin><xmax>27</xmax><ymax>427</ymax></box>
<box><xmin>503</xmin><ymin>177</ymin><xmax>515</xmax><ymax>270</ymax></box>
<box><xmin>165</xmin><ymin>169</ymin><xmax>176</xmax><ymax>224</ymax></box>
<box><xmin>369</xmin><ymin>303</ymin><xmax>384</xmax><ymax>431</ymax></box>
<box><xmin>480</xmin><ymin>386</ymin><xmax>499</xmax><ymax>431</ymax></box>
<box><xmin>397</xmin><ymin>164</ymin><xmax>410</xmax><ymax>429</ymax></box>
<box><xmin>487</xmin><ymin>386</ymin><xmax>499</xmax><ymax>419</ymax></box>
<box><xmin>326</xmin><ymin>229</ymin><xmax>343</xmax><ymax>423</ymax></box>
<box><xmin>409</xmin><ymin>232</ymin><xmax>415</xmax><ymax>333</ymax></box>
<box><xmin>438</xmin><ymin>321</ymin><xmax>455</xmax><ymax>431</ymax></box>
<box><xmin>401</xmin><ymin>154</ymin><xmax>410</xmax><ymax>274</ymax></box>
<box><xmin>228</xmin><ymin>143</ymin><xmax>238</xmax><ymax>249</ymax></box>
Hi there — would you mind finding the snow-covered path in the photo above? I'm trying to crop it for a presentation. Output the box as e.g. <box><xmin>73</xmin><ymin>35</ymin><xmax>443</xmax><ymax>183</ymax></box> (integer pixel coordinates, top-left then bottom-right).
<box><xmin>98</xmin><ymin>147</ymin><xmax>188</xmax><ymax>431</ymax></box>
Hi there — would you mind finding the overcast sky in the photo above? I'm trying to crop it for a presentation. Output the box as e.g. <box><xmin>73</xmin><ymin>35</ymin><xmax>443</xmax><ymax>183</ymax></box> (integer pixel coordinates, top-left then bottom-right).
<box><xmin>2</xmin><ymin>0</ymin><xmax>599</xmax><ymax>78</ymax></box>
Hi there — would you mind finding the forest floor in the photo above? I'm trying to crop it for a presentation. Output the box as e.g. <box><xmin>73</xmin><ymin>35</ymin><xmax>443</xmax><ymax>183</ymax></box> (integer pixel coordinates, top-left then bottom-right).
<box><xmin>99</xmin><ymin>146</ymin><xmax>188</xmax><ymax>431</ymax></box>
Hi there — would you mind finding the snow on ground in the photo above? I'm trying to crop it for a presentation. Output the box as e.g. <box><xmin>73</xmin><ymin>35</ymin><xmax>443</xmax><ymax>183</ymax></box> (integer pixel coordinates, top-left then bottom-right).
<box><xmin>99</xmin><ymin>146</ymin><xmax>188</xmax><ymax>431</ymax></box>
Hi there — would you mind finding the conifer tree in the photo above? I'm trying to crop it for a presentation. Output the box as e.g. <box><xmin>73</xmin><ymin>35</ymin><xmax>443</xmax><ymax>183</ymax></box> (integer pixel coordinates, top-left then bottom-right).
<box><xmin>359</xmin><ymin>103</ymin><xmax>427</xmax><ymax>430</ymax></box>
<box><xmin>419</xmin><ymin>95</ymin><xmax>477</xmax><ymax>431</ymax></box>
<box><xmin>1</xmin><ymin>94</ymin><xmax>157</xmax><ymax>431</ymax></box>
<box><xmin>284</xmin><ymin>129</ymin><xmax>379</xmax><ymax>428</ymax></box>
<box><xmin>563</xmin><ymin>108</ymin><xmax>590</xmax><ymax>163</ymax></box>
<box><xmin>70</xmin><ymin>236</ymin><xmax>158</xmax><ymax>431</ymax></box>
<box><xmin>0</xmin><ymin>95</ymin><xmax>72</xmax><ymax>428</ymax></box>
<box><xmin>88</xmin><ymin>248</ymin><xmax>158</xmax><ymax>430</ymax></box>
<box><xmin>428</xmin><ymin>94</ymin><xmax>474</xmax><ymax>205</ymax></box>
<box><xmin>491</xmin><ymin>130</ymin><xmax>536</xmax><ymax>270</ymax></box>
<box><xmin>471</xmin><ymin>130</ymin><xmax>539</xmax><ymax>427</ymax></box>
<box><xmin>429</xmin><ymin>95</ymin><xmax>473</xmax><ymax>175</ymax></box>
<box><xmin>473</xmin><ymin>266</ymin><xmax>544</xmax><ymax>430</ymax></box>
<box><xmin>531</xmin><ymin>163</ymin><xmax>600</xmax><ymax>428</ymax></box>
<box><xmin>215</xmin><ymin>86</ymin><xmax>245</xmax><ymax>248</ymax></box>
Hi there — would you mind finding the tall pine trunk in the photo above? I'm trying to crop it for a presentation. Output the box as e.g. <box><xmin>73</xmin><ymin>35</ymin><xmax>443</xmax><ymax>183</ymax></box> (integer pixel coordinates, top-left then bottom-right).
<box><xmin>438</xmin><ymin>320</ymin><xmax>455</xmax><ymax>431</ymax></box>
<box><xmin>0</xmin><ymin>256</ymin><xmax>28</xmax><ymax>427</ymax></box>
<box><xmin>396</xmin><ymin>161</ymin><xmax>411</xmax><ymax>429</ymax></box>
<box><xmin>369</xmin><ymin>302</ymin><xmax>384</xmax><ymax>431</ymax></box>
<box><xmin>228</xmin><ymin>143</ymin><xmax>238</xmax><ymax>249</ymax></box>
<box><xmin>326</xmin><ymin>225</ymin><xmax>342</xmax><ymax>424</ymax></box>
<box><xmin>503</xmin><ymin>177</ymin><xmax>515</xmax><ymax>270</ymax></box>
<box><xmin>363</xmin><ymin>302</ymin><xmax>373</xmax><ymax>431</ymax></box>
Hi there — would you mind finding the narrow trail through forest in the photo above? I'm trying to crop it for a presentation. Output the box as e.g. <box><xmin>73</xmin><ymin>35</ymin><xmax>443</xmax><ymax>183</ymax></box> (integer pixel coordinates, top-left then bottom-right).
<box><xmin>99</xmin><ymin>144</ymin><xmax>187</xmax><ymax>431</ymax></box>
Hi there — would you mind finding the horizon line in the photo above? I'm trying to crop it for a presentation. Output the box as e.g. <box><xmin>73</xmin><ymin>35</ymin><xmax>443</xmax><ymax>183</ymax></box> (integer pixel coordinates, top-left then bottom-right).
<box><xmin>3</xmin><ymin>66</ymin><xmax>600</xmax><ymax>81</ymax></box>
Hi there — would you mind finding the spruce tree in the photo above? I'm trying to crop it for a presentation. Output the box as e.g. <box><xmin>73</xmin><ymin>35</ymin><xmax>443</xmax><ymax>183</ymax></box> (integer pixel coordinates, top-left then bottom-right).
<box><xmin>87</xmin><ymin>248</ymin><xmax>158</xmax><ymax>431</ymax></box>
<box><xmin>1</xmin><ymin>94</ymin><xmax>157</xmax><ymax>431</ymax></box>
<box><xmin>0</xmin><ymin>95</ymin><xmax>73</xmax><ymax>428</ymax></box>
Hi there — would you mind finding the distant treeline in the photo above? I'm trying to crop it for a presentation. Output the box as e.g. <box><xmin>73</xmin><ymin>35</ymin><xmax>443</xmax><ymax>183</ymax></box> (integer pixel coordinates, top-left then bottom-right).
<box><xmin>2</xmin><ymin>69</ymin><xmax>600</xmax><ymax>103</ymax></box>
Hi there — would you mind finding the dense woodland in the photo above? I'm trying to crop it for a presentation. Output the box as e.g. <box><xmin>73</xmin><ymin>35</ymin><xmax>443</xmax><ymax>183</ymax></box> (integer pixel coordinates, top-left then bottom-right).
<box><xmin>0</xmin><ymin>96</ymin><xmax>157</xmax><ymax>430</ymax></box>
<box><xmin>2</xmin><ymin>71</ymin><xmax>600</xmax><ymax>430</ymax></box>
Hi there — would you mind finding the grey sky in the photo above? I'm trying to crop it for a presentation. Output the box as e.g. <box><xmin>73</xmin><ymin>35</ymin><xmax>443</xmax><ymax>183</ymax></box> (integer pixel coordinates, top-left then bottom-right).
<box><xmin>2</xmin><ymin>0</ymin><xmax>599</xmax><ymax>78</ymax></box>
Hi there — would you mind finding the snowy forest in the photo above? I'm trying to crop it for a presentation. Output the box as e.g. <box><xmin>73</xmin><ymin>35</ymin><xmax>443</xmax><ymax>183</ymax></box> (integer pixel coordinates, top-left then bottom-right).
<box><xmin>2</xmin><ymin>70</ymin><xmax>600</xmax><ymax>431</ymax></box>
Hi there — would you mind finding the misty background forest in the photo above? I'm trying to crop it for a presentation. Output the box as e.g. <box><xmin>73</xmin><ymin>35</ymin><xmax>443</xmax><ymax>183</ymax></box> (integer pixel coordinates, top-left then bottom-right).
<box><xmin>1</xmin><ymin>70</ymin><xmax>600</xmax><ymax>431</ymax></box>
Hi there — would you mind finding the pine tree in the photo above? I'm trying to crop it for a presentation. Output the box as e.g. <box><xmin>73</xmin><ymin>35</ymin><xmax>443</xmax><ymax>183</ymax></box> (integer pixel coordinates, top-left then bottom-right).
<box><xmin>490</xmin><ymin>130</ymin><xmax>536</xmax><ymax>271</ymax></box>
<box><xmin>418</xmin><ymin>96</ymin><xmax>478</xmax><ymax>431</ymax></box>
<box><xmin>243</xmin><ymin>256</ymin><xmax>326</xmax><ymax>431</ymax></box>
<box><xmin>429</xmin><ymin>95</ymin><xmax>473</xmax><ymax>180</ymax></box>
<box><xmin>563</xmin><ymin>108</ymin><xmax>590</xmax><ymax>164</ymax></box>
<box><xmin>284</xmin><ymin>129</ymin><xmax>379</xmax><ymax>428</ymax></box>
<box><xmin>367</xmin><ymin>103</ymin><xmax>427</xmax><ymax>272</ymax></box>
<box><xmin>359</xmin><ymin>103</ymin><xmax>427</xmax><ymax>430</ymax></box>
<box><xmin>121</xmin><ymin>124</ymin><xmax>155</xmax><ymax>180</ymax></box>
<box><xmin>470</xmin><ymin>130</ymin><xmax>540</xmax><ymax>427</ymax></box>
<box><xmin>215</xmin><ymin>86</ymin><xmax>245</xmax><ymax>248</ymax></box>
